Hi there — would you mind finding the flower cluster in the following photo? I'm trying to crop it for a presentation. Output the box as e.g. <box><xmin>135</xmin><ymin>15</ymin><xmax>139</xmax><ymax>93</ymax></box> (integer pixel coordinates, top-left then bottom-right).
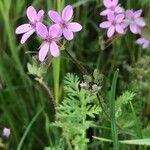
<box><xmin>16</xmin><ymin>5</ymin><xmax>82</xmax><ymax>62</ymax></box>
<box><xmin>99</xmin><ymin>0</ymin><xmax>149</xmax><ymax>48</ymax></box>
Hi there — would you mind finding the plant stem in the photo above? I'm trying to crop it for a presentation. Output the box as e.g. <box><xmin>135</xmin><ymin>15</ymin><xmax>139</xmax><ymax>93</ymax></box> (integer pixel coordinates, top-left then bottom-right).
<box><xmin>52</xmin><ymin>0</ymin><xmax>64</xmax><ymax>103</ymax></box>
<box><xmin>65</xmin><ymin>49</ymin><xmax>88</xmax><ymax>75</ymax></box>
<box><xmin>36</xmin><ymin>78</ymin><xmax>56</xmax><ymax>114</ymax></box>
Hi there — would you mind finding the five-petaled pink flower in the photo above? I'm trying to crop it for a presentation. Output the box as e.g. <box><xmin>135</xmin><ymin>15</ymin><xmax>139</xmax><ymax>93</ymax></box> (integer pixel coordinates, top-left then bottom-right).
<box><xmin>16</xmin><ymin>6</ymin><xmax>44</xmax><ymax>44</ymax></box>
<box><xmin>125</xmin><ymin>9</ymin><xmax>145</xmax><ymax>34</ymax></box>
<box><xmin>48</xmin><ymin>5</ymin><xmax>82</xmax><ymax>41</ymax></box>
<box><xmin>100</xmin><ymin>0</ymin><xmax>124</xmax><ymax>16</ymax></box>
<box><xmin>100</xmin><ymin>13</ymin><xmax>125</xmax><ymax>37</ymax></box>
<box><xmin>136</xmin><ymin>37</ymin><xmax>150</xmax><ymax>48</ymax></box>
<box><xmin>36</xmin><ymin>23</ymin><xmax>60</xmax><ymax>62</ymax></box>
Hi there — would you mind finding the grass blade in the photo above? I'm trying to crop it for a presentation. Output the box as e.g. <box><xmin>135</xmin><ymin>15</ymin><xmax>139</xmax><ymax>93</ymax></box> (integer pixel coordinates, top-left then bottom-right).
<box><xmin>94</xmin><ymin>137</ymin><xmax>150</xmax><ymax>146</ymax></box>
<box><xmin>109</xmin><ymin>69</ymin><xmax>119</xmax><ymax>150</ymax></box>
<box><xmin>17</xmin><ymin>107</ymin><xmax>43</xmax><ymax>150</ymax></box>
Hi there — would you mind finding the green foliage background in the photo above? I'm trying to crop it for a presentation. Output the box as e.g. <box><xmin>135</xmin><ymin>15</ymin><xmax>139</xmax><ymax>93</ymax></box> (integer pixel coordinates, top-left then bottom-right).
<box><xmin>0</xmin><ymin>0</ymin><xmax>150</xmax><ymax>149</ymax></box>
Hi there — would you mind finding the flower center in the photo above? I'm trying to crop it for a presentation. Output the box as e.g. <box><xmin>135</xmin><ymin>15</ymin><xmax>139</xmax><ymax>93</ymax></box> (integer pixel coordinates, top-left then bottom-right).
<box><xmin>45</xmin><ymin>36</ymin><xmax>52</xmax><ymax>43</ymax></box>
<box><xmin>60</xmin><ymin>21</ymin><xmax>68</xmax><ymax>29</ymax></box>
<box><xmin>30</xmin><ymin>21</ymin><xmax>37</xmax><ymax>28</ymax></box>
<box><xmin>112</xmin><ymin>20</ymin><xmax>117</xmax><ymax>26</ymax></box>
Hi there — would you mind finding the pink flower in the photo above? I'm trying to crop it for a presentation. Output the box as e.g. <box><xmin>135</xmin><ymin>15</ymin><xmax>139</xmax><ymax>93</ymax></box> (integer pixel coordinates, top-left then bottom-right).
<box><xmin>100</xmin><ymin>13</ymin><xmax>125</xmax><ymax>37</ymax></box>
<box><xmin>3</xmin><ymin>128</ymin><xmax>11</xmax><ymax>138</ymax></box>
<box><xmin>125</xmin><ymin>9</ymin><xmax>145</xmax><ymax>34</ymax></box>
<box><xmin>36</xmin><ymin>23</ymin><xmax>60</xmax><ymax>62</ymax></box>
<box><xmin>16</xmin><ymin>6</ymin><xmax>44</xmax><ymax>44</ymax></box>
<box><xmin>136</xmin><ymin>37</ymin><xmax>150</xmax><ymax>48</ymax></box>
<box><xmin>48</xmin><ymin>5</ymin><xmax>82</xmax><ymax>41</ymax></box>
<box><xmin>100</xmin><ymin>0</ymin><xmax>124</xmax><ymax>16</ymax></box>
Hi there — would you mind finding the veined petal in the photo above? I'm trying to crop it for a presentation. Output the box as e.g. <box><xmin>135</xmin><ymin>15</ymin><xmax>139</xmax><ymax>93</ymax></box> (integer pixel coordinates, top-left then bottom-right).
<box><xmin>115</xmin><ymin>24</ymin><xmax>124</xmax><ymax>34</ymax></box>
<box><xmin>103</xmin><ymin>0</ymin><xmax>112</xmax><ymax>8</ymax></box>
<box><xmin>62</xmin><ymin>5</ymin><xmax>73</xmax><ymax>22</ymax></box>
<box><xmin>50</xmin><ymin>41</ymin><xmax>60</xmax><ymax>57</ymax></box>
<box><xmin>126</xmin><ymin>10</ymin><xmax>134</xmax><ymax>19</ymax></box>
<box><xmin>134</xmin><ymin>9</ymin><xmax>142</xmax><ymax>18</ymax></box>
<box><xmin>108</xmin><ymin>13</ymin><xmax>115</xmax><ymax>22</ymax></box>
<box><xmin>20</xmin><ymin>29</ymin><xmax>35</xmax><ymax>44</ymax></box>
<box><xmin>36</xmin><ymin>22</ymin><xmax>48</xmax><ymax>39</ymax></box>
<box><xmin>107</xmin><ymin>26</ymin><xmax>115</xmax><ymax>37</ymax></box>
<box><xmin>63</xmin><ymin>28</ymin><xmax>74</xmax><ymax>41</ymax></box>
<box><xmin>115</xmin><ymin>6</ymin><xmax>124</xmax><ymax>13</ymax></box>
<box><xmin>68</xmin><ymin>22</ymin><xmax>82</xmax><ymax>32</ymax></box>
<box><xmin>37</xmin><ymin>10</ymin><xmax>44</xmax><ymax>21</ymax></box>
<box><xmin>135</xmin><ymin>18</ymin><xmax>146</xmax><ymax>27</ymax></box>
<box><xmin>130</xmin><ymin>24</ymin><xmax>140</xmax><ymax>34</ymax></box>
<box><xmin>16</xmin><ymin>24</ymin><xmax>32</xmax><ymax>34</ymax></box>
<box><xmin>27</xmin><ymin>6</ymin><xmax>37</xmax><ymax>22</ymax></box>
<box><xmin>48</xmin><ymin>10</ymin><xmax>62</xmax><ymax>23</ymax></box>
<box><xmin>39</xmin><ymin>42</ymin><xmax>49</xmax><ymax>62</ymax></box>
<box><xmin>49</xmin><ymin>24</ymin><xmax>60</xmax><ymax>38</ymax></box>
<box><xmin>112</xmin><ymin>0</ymin><xmax>118</xmax><ymax>6</ymax></box>
<box><xmin>99</xmin><ymin>21</ymin><xmax>111</xmax><ymax>28</ymax></box>
<box><xmin>115</xmin><ymin>14</ymin><xmax>124</xmax><ymax>23</ymax></box>
<box><xmin>100</xmin><ymin>9</ymin><xmax>109</xmax><ymax>16</ymax></box>
<box><xmin>121</xmin><ymin>22</ymin><xmax>129</xmax><ymax>29</ymax></box>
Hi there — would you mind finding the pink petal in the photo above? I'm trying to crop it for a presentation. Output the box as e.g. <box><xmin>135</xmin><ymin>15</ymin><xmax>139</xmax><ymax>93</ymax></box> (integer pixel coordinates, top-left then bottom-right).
<box><xmin>100</xmin><ymin>9</ymin><xmax>109</xmax><ymax>16</ymax></box>
<box><xmin>39</xmin><ymin>42</ymin><xmax>49</xmax><ymax>62</ymax></box>
<box><xmin>62</xmin><ymin>5</ymin><xmax>73</xmax><ymax>22</ymax></box>
<box><xmin>49</xmin><ymin>24</ymin><xmax>60</xmax><ymax>38</ymax></box>
<box><xmin>115</xmin><ymin>6</ymin><xmax>124</xmax><ymax>13</ymax></box>
<box><xmin>36</xmin><ymin>23</ymin><xmax>48</xmax><ymax>39</ymax></box>
<box><xmin>112</xmin><ymin>0</ymin><xmax>118</xmax><ymax>6</ymax></box>
<box><xmin>143</xmin><ymin>41</ymin><xmax>150</xmax><ymax>48</ymax></box>
<box><xmin>121</xmin><ymin>22</ymin><xmax>129</xmax><ymax>29</ymax></box>
<box><xmin>107</xmin><ymin>26</ymin><xmax>115</xmax><ymax>37</ymax></box>
<box><xmin>16</xmin><ymin>24</ymin><xmax>32</xmax><ymax>34</ymax></box>
<box><xmin>108</xmin><ymin>13</ymin><xmax>115</xmax><ymax>22</ymax></box>
<box><xmin>130</xmin><ymin>24</ymin><xmax>140</xmax><ymax>34</ymax></box>
<box><xmin>115</xmin><ymin>24</ymin><xmax>124</xmax><ymax>34</ymax></box>
<box><xmin>27</xmin><ymin>6</ymin><xmax>37</xmax><ymax>22</ymax></box>
<box><xmin>99</xmin><ymin>21</ymin><xmax>111</xmax><ymax>28</ymax></box>
<box><xmin>48</xmin><ymin>10</ymin><xmax>62</xmax><ymax>23</ymax></box>
<box><xmin>63</xmin><ymin>28</ymin><xmax>74</xmax><ymax>41</ymax></box>
<box><xmin>115</xmin><ymin>14</ymin><xmax>124</xmax><ymax>23</ymax></box>
<box><xmin>50</xmin><ymin>41</ymin><xmax>60</xmax><ymax>57</ymax></box>
<box><xmin>134</xmin><ymin>9</ymin><xmax>142</xmax><ymax>18</ymax></box>
<box><xmin>68</xmin><ymin>22</ymin><xmax>82</xmax><ymax>32</ymax></box>
<box><xmin>135</xmin><ymin>18</ymin><xmax>146</xmax><ymax>27</ymax></box>
<box><xmin>103</xmin><ymin>0</ymin><xmax>112</xmax><ymax>8</ymax></box>
<box><xmin>20</xmin><ymin>29</ymin><xmax>35</xmax><ymax>44</ymax></box>
<box><xmin>136</xmin><ymin>38</ymin><xmax>144</xmax><ymax>44</ymax></box>
<box><xmin>37</xmin><ymin>10</ymin><xmax>44</xmax><ymax>21</ymax></box>
<box><xmin>126</xmin><ymin>10</ymin><xmax>133</xmax><ymax>19</ymax></box>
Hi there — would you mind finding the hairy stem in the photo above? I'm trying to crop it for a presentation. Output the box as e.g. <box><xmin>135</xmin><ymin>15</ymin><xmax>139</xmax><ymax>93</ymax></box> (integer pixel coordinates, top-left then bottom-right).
<box><xmin>36</xmin><ymin>78</ymin><xmax>56</xmax><ymax>114</ymax></box>
<box><xmin>65</xmin><ymin>49</ymin><xmax>88</xmax><ymax>75</ymax></box>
